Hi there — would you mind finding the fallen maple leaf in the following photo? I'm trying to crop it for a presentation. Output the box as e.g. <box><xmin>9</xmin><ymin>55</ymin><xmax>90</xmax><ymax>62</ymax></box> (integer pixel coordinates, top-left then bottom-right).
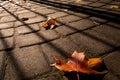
<box><xmin>51</xmin><ymin>51</ymin><xmax>106</xmax><ymax>75</ymax></box>
<box><xmin>42</xmin><ymin>17</ymin><xmax>56</xmax><ymax>30</ymax></box>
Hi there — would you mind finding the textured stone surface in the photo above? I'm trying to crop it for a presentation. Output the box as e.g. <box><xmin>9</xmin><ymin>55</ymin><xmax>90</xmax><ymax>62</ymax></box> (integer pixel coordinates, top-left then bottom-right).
<box><xmin>70</xmin><ymin>32</ymin><xmax>113</xmax><ymax>57</ymax></box>
<box><xmin>70</xmin><ymin>12</ymin><xmax>90</xmax><ymax>18</ymax></box>
<box><xmin>23</xmin><ymin>16</ymin><xmax>46</xmax><ymax>24</ymax></box>
<box><xmin>18</xmin><ymin>12</ymin><xmax>36</xmax><ymax>18</ymax></box>
<box><xmin>86</xmin><ymin>24</ymin><xmax>120</xmax><ymax>47</ymax></box>
<box><xmin>4</xmin><ymin>46</ymin><xmax>51</xmax><ymax>79</ymax></box>
<box><xmin>35</xmin><ymin>70</ymin><xmax>64</xmax><ymax>80</ymax></box>
<box><xmin>110</xmin><ymin>1</ymin><xmax>120</xmax><ymax>5</ymax></box>
<box><xmin>48</xmin><ymin>12</ymin><xmax>68</xmax><ymax>18</ymax></box>
<box><xmin>0</xmin><ymin>28</ymin><xmax>14</xmax><ymax>38</ymax></box>
<box><xmin>89</xmin><ymin>16</ymin><xmax>107</xmax><ymax>23</ymax></box>
<box><xmin>89</xmin><ymin>2</ymin><xmax>104</xmax><ymax>7</ymax></box>
<box><xmin>8</xmin><ymin>7</ymin><xmax>17</xmax><ymax>12</ymax></box>
<box><xmin>16</xmin><ymin>30</ymin><xmax>59</xmax><ymax>47</ymax></box>
<box><xmin>107</xmin><ymin>22</ymin><xmax>120</xmax><ymax>28</ymax></box>
<box><xmin>0</xmin><ymin>16</ymin><xmax>16</xmax><ymax>23</ymax></box>
<box><xmin>40</xmin><ymin>77</ymin><xmax>58</xmax><ymax>80</ymax></box>
<box><xmin>35</xmin><ymin>8</ymin><xmax>56</xmax><ymax>15</ymax></box>
<box><xmin>41</xmin><ymin>37</ymin><xmax>79</xmax><ymax>63</ymax></box>
<box><xmin>15</xmin><ymin>16</ymin><xmax>45</xmax><ymax>27</ymax></box>
<box><xmin>104</xmin><ymin>72</ymin><xmax>119</xmax><ymax>80</ymax></box>
<box><xmin>15</xmin><ymin>10</ymin><xmax>30</xmax><ymax>14</ymax></box>
<box><xmin>31</xmin><ymin>6</ymin><xmax>47</xmax><ymax>11</ymax></box>
<box><xmin>0</xmin><ymin>37</ymin><xmax>14</xmax><ymax>51</ymax></box>
<box><xmin>58</xmin><ymin>15</ymin><xmax>81</xmax><ymax>23</ymax></box>
<box><xmin>0</xmin><ymin>22</ymin><xmax>14</xmax><ymax>29</ymax></box>
<box><xmin>55</xmin><ymin>25</ymin><xmax>76</xmax><ymax>36</ymax></box>
<box><xmin>0</xmin><ymin>12</ymin><xmax>10</xmax><ymax>17</ymax></box>
<box><xmin>0</xmin><ymin>51</ymin><xmax>6</xmax><ymax>80</ymax></box>
<box><xmin>98</xmin><ymin>0</ymin><xmax>112</xmax><ymax>3</ymax></box>
<box><xmin>104</xmin><ymin>51</ymin><xmax>120</xmax><ymax>80</ymax></box>
<box><xmin>69</xmin><ymin>19</ymin><xmax>95</xmax><ymax>30</ymax></box>
<box><xmin>17</xmin><ymin>24</ymin><xmax>40</xmax><ymax>34</ymax></box>
<box><xmin>75</xmin><ymin>1</ymin><xmax>91</xmax><ymax>5</ymax></box>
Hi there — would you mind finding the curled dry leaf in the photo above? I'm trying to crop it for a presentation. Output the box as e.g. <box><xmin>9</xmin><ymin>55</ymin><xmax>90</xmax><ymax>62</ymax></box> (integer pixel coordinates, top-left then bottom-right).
<box><xmin>51</xmin><ymin>51</ymin><xmax>106</xmax><ymax>75</ymax></box>
<box><xmin>110</xmin><ymin>5</ymin><xmax>119</xmax><ymax>9</ymax></box>
<box><xmin>42</xmin><ymin>17</ymin><xmax>56</xmax><ymax>30</ymax></box>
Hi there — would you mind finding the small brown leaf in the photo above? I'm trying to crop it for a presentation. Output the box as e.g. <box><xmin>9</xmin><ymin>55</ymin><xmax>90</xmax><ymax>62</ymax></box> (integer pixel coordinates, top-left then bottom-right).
<box><xmin>42</xmin><ymin>17</ymin><xmax>56</xmax><ymax>30</ymax></box>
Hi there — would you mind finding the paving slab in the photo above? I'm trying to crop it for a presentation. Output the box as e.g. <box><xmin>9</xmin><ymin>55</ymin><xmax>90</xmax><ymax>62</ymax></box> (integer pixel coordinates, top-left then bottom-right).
<box><xmin>69</xmin><ymin>11</ymin><xmax>90</xmax><ymax>18</ymax></box>
<box><xmin>69</xmin><ymin>32</ymin><xmax>113</xmax><ymax>57</ymax></box>
<box><xmin>98</xmin><ymin>0</ymin><xmax>112</xmax><ymax>3</ymax></box>
<box><xmin>17</xmin><ymin>24</ymin><xmax>40</xmax><ymax>34</ymax></box>
<box><xmin>87</xmin><ymin>0</ymin><xmax>98</xmax><ymax>2</ymax></box>
<box><xmin>16</xmin><ymin>30</ymin><xmax>59</xmax><ymax>47</ymax></box>
<box><xmin>68</xmin><ymin>19</ymin><xmax>96</xmax><ymax>30</ymax></box>
<box><xmin>0</xmin><ymin>22</ymin><xmax>14</xmax><ymax>29</ymax></box>
<box><xmin>0</xmin><ymin>15</ymin><xmax>16</xmax><ymax>23</ymax></box>
<box><xmin>0</xmin><ymin>28</ymin><xmax>14</xmax><ymax>38</ymax></box>
<box><xmin>4</xmin><ymin>45</ymin><xmax>51</xmax><ymax>79</ymax></box>
<box><xmin>40</xmin><ymin>77</ymin><xmax>58</xmax><ymax>80</ymax></box>
<box><xmin>107</xmin><ymin>22</ymin><xmax>120</xmax><ymax>28</ymax></box>
<box><xmin>109</xmin><ymin>1</ymin><xmax>120</xmax><ymax>5</ymax></box>
<box><xmin>35</xmin><ymin>8</ymin><xmax>56</xmax><ymax>15</ymax></box>
<box><xmin>18</xmin><ymin>12</ymin><xmax>37</xmax><ymax>18</ymax></box>
<box><xmin>47</xmin><ymin>11</ymin><xmax>68</xmax><ymax>18</ymax></box>
<box><xmin>8</xmin><ymin>7</ymin><xmax>17</xmax><ymax>12</ymax></box>
<box><xmin>31</xmin><ymin>5</ymin><xmax>47</xmax><ymax>11</ymax></box>
<box><xmin>22</xmin><ymin>16</ymin><xmax>46</xmax><ymax>24</ymax></box>
<box><xmin>75</xmin><ymin>0</ymin><xmax>92</xmax><ymax>5</ymax></box>
<box><xmin>41</xmin><ymin>37</ymin><xmax>80</xmax><ymax>63</ymax></box>
<box><xmin>0</xmin><ymin>37</ymin><xmax>14</xmax><ymax>51</ymax></box>
<box><xmin>103</xmin><ymin>51</ymin><xmax>120</xmax><ymax>80</ymax></box>
<box><xmin>15</xmin><ymin>16</ymin><xmax>46</xmax><ymax>27</ymax></box>
<box><xmin>15</xmin><ymin>9</ymin><xmax>30</xmax><ymax>14</ymax></box>
<box><xmin>0</xmin><ymin>8</ymin><xmax>4</xmax><ymax>13</ymax></box>
<box><xmin>57</xmin><ymin>15</ymin><xmax>81</xmax><ymax>23</ymax></box>
<box><xmin>104</xmin><ymin>72</ymin><xmax>119</xmax><ymax>80</ymax></box>
<box><xmin>32</xmin><ymin>70</ymin><xmax>64</xmax><ymax>80</ymax></box>
<box><xmin>0</xmin><ymin>51</ymin><xmax>6</xmax><ymax>80</ymax></box>
<box><xmin>89</xmin><ymin>16</ymin><xmax>108</xmax><ymax>23</ymax></box>
<box><xmin>89</xmin><ymin>2</ymin><xmax>105</xmax><ymax>8</ymax></box>
<box><xmin>0</xmin><ymin>12</ymin><xmax>10</xmax><ymax>17</ymax></box>
<box><xmin>55</xmin><ymin>25</ymin><xmax>78</xmax><ymax>36</ymax></box>
<box><xmin>85</xmin><ymin>30</ymin><xmax>120</xmax><ymax>48</ymax></box>
<box><xmin>85</xmin><ymin>24</ymin><xmax>120</xmax><ymax>47</ymax></box>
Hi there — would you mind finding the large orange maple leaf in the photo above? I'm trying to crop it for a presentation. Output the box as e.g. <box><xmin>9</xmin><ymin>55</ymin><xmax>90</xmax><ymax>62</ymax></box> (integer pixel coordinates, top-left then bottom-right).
<box><xmin>51</xmin><ymin>51</ymin><xmax>105</xmax><ymax>74</ymax></box>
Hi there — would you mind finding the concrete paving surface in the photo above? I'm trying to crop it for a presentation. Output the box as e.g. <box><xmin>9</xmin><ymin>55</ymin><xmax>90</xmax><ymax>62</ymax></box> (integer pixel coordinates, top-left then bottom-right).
<box><xmin>0</xmin><ymin>0</ymin><xmax>120</xmax><ymax>80</ymax></box>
